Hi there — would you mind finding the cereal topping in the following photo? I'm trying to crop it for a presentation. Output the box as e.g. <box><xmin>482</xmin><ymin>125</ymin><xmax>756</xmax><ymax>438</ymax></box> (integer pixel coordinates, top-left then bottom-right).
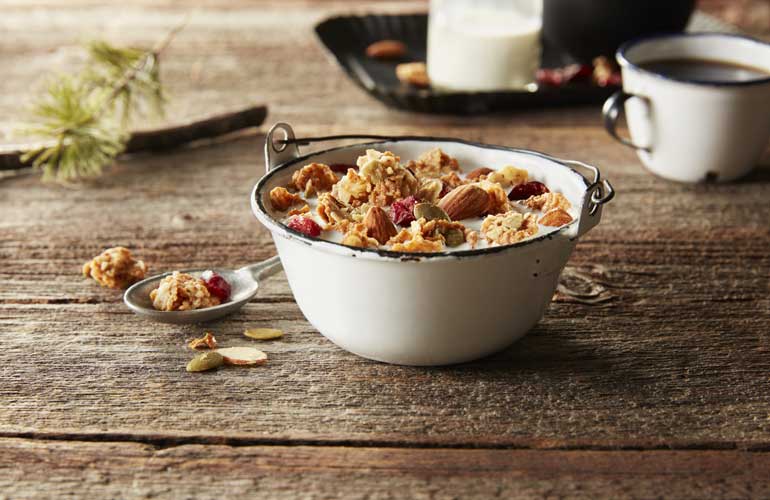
<box><xmin>523</xmin><ymin>192</ymin><xmax>572</xmax><ymax>212</ymax></box>
<box><xmin>342</xmin><ymin>222</ymin><xmax>381</xmax><ymax>249</ymax></box>
<box><xmin>287</xmin><ymin>204</ymin><xmax>310</xmax><ymax>216</ymax></box>
<box><xmin>274</xmin><ymin>148</ymin><xmax>577</xmax><ymax>253</ymax></box>
<box><xmin>388</xmin><ymin>219</ymin><xmax>446</xmax><ymax>253</ymax></box>
<box><xmin>539</xmin><ymin>208</ymin><xmax>574</xmax><ymax>227</ymax></box>
<box><xmin>486</xmin><ymin>165</ymin><xmax>528</xmax><ymax>188</ymax></box>
<box><xmin>415</xmin><ymin>178</ymin><xmax>443</xmax><ymax>203</ymax></box>
<box><xmin>269</xmin><ymin>187</ymin><xmax>303</xmax><ymax>212</ymax></box>
<box><xmin>82</xmin><ymin>246</ymin><xmax>147</xmax><ymax>289</ymax></box>
<box><xmin>477</xmin><ymin>180</ymin><xmax>511</xmax><ymax>215</ymax></box>
<box><xmin>291</xmin><ymin>163</ymin><xmax>339</xmax><ymax>197</ymax></box>
<box><xmin>150</xmin><ymin>272</ymin><xmax>221</xmax><ymax>312</ymax></box>
<box><xmin>331</xmin><ymin>168</ymin><xmax>370</xmax><ymax>207</ymax></box>
<box><xmin>481</xmin><ymin>212</ymin><xmax>539</xmax><ymax>246</ymax></box>
<box><xmin>409</xmin><ymin>148</ymin><xmax>460</xmax><ymax>179</ymax></box>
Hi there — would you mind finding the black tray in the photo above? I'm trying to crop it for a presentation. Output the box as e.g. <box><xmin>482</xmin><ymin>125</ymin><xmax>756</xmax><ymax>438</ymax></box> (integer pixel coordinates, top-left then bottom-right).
<box><xmin>315</xmin><ymin>13</ymin><xmax>619</xmax><ymax>115</ymax></box>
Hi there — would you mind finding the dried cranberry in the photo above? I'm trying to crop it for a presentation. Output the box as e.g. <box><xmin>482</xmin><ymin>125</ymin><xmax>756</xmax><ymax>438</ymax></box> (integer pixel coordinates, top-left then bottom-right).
<box><xmin>390</xmin><ymin>196</ymin><xmax>418</xmax><ymax>227</ymax></box>
<box><xmin>538</xmin><ymin>64</ymin><xmax>594</xmax><ymax>87</ymax></box>
<box><xmin>329</xmin><ymin>163</ymin><xmax>358</xmax><ymax>174</ymax></box>
<box><xmin>508</xmin><ymin>181</ymin><xmax>550</xmax><ymax>201</ymax></box>
<box><xmin>287</xmin><ymin>216</ymin><xmax>322</xmax><ymax>237</ymax></box>
<box><xmin>537</xmin><ymin>68</ymin><xmax>564</xmax><ymax>87</ymax></box>
<box><xmin>565</xmin><ymin>64</ymin><xmax>593</xmax><ymax>83</ymax></box>
<box><xmin>201</xmin><ymin>272</ymin><xmax>231</xmax><ymax>302</ymax></box>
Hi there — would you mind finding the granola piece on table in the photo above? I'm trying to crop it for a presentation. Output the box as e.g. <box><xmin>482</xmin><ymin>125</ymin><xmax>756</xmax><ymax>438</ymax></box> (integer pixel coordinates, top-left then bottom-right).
<box><xmin>82</xmin><ymin>246</ymin><xmax>147</xmax><ymax>289</ymax></box>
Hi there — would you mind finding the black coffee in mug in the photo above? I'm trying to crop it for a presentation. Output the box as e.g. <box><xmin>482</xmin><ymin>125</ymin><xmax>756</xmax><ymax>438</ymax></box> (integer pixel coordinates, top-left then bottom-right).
<box><xmin>639</xmin><ymin>58</ymin><xmax>770</xmax><ymax>83</ymax></box>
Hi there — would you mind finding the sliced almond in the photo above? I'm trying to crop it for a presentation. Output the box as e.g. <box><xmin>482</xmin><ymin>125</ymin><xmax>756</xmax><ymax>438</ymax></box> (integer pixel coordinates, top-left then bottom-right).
<box><xmin>217</xmin><ymin>347</ymin><xmax>268</xmax><ymax>366</ymax></box>
<box><xmin>188</xmin><ymin>332</ymin><xmax>218</xmax><ymax>350</ymax></box>
<box><xmin>244</xmin><ymin>328</ymin><xmax>284</xmax><ymax>341</ymax></box>
<box><xmin>438</xmin><ymin>184</ymin><xmax>490</xmax><ymax>221</ymax></box>
<box><xmin>363</xmin><ymin>206</ymin><xmax>398</xmax><ymax>245</ymax></box>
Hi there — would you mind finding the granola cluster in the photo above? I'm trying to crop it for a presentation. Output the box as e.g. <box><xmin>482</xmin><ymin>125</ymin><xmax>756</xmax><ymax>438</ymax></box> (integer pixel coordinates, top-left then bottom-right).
<box><xmin>150</xmin><ymin>272</ymin><xmax>221</xmax><ymax>311</ymax></box>
<box><xmin>82</xmin><ymin>246</ymin><xmax>147</xmax><ymax>289</ymax></box>
<box><xmin>267</xmin><ymin>147</ymin><xmax>576</xmax><ymax>253</ymax></box>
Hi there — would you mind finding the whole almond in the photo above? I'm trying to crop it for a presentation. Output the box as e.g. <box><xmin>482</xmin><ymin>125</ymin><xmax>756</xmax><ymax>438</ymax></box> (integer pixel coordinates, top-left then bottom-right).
<box><xmin>364</xmin><ymin>206</ymin><xmax>398</xmax><ymax>244</ymax></box>
<box><xmin>466</xmin><ymin>167</ymin><xmax>494</xmax><ymax>180</ymax></box>
<box><xmin>438</xmin><ymin>184</ymin><xmax>489</xmax><ymax>221</ymax></box>
<box><xmin>366</xmin><ymin>40</ymin><xmax>407</xmax><ymax>60</ymax></box>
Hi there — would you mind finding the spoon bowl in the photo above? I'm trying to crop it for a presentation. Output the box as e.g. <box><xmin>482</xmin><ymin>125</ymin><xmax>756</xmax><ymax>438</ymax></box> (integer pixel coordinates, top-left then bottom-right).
<box><xmin>124</xmin><ymin>256</ymin><xmax>282</xmax><ymax>324</ymax></box>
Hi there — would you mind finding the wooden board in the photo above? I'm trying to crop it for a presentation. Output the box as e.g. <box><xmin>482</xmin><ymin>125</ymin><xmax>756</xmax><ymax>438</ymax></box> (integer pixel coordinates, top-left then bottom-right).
<box><xmin>1</xmin><ymin>1</ymin><xmax>769</xmax><ymax>498</ymax></box>
<box><xmin>1</xmin><ymin>438</ymin><xmax>769</xmax><ymax>499</ymax></box>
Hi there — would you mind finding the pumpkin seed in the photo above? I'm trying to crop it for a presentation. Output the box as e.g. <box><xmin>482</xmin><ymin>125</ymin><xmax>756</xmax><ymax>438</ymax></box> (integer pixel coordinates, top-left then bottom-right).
<box><xmin>186</xmin><ymin>351</ymin><xmax>224</xmax><ymax>372</ymax></box>
<box><xmin>414</xmin><ymin>202</ymin><xmax>450</xmax><ymax>222</ymax></box>
<box><xmin>244</xmin><ymin>328</ymin><xmax>284</xmax><ymax>340</ymax></box>
<box><xmin>442</xmin><ymin>227</ymin><xmax>465</xmax><ymax>247</ymax></box>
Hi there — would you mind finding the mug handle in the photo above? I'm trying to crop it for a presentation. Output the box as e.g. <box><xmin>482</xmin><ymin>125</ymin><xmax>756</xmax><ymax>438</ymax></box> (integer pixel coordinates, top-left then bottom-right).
<box><xmin>602</xmin><ymin>91</ymin><xmax>651</xmax><ymax>152</ymax></box>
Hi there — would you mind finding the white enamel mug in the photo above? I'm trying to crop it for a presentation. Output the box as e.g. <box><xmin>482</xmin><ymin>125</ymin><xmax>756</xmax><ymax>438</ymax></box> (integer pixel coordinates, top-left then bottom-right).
<box><xmin>602</xmin><ymin>33</ymin><xmax>770</xmax><ymax>183</ymax></box>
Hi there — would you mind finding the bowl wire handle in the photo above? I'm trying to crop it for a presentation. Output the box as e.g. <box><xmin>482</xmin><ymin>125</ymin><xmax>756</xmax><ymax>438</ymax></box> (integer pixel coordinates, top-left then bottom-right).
<box><xmin>264</xmin><ymin>123</ymin><xmax>397</xmax><ymax>174</ymax></box>
<box><xmin>264</xmin><ymin>123</ymin><xmax>301</xmax><ymax>173</ymax></box>
<box><xmin>556</xmin><ymin>158</ymin><xmax>615</xmax><ymax>238</ymax></box>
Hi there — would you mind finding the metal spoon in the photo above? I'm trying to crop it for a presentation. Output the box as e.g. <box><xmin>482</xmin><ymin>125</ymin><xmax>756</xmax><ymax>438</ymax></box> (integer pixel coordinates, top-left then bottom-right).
<box><xmin>123</xmin><ymin>256</ymin><xmax>282</xmax><ymax>324</ymax></box>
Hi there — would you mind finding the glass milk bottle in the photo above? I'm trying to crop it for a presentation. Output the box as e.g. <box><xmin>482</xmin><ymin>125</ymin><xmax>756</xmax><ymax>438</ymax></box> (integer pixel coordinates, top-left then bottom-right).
<box><xmin>427</xmin><ymin>0</ymin><xmax>543</xmax><ymax>91</ymax></box>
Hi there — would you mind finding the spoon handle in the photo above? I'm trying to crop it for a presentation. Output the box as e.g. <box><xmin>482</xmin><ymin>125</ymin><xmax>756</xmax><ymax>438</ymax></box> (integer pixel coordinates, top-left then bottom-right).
<box><xmin>239</xmin><ymin>255</ymin><xmax>282</xmax><ymax>282</ymax></box>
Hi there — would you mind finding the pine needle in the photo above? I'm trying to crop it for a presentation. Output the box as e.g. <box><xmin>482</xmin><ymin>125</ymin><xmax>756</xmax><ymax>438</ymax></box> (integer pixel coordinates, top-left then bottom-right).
<box><xmin>21</xmin><ymin>22</ymin><xmax>183</xmax><ymax>182</ymax></box>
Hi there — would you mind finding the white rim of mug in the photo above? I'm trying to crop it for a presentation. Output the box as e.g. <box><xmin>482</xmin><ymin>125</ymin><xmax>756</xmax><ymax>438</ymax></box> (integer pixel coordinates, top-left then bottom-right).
<box><xmin>616</xmin><ymin>32</ymin><xmax>770</xmax><ymax>87</ymax></box>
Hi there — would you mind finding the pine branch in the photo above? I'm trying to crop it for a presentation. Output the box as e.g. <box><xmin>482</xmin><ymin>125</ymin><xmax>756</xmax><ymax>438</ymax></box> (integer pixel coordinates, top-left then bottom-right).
<box><xmin>19</xmin><ymin>21</ymin><xmax>185</xmax><ymax>183</ymax></box>
<box><xmin>0</xmin><ymin>105</ymin><xmax>268</xmax><ymax>172</ymax></box>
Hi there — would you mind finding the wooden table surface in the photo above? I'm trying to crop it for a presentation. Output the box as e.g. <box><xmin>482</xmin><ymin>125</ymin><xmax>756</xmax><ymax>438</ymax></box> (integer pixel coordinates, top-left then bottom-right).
<box><xmin>1</xmin><ymin>1</ymin><xmax>769</xmax><ymax>498</ymax></box>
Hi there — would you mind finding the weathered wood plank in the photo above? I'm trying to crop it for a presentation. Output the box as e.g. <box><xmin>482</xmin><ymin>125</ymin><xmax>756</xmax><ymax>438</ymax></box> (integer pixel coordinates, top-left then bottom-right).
<box><xmin>1</xmin><ymin>286</ymin><xmax>768</xmax><ymax>446</ymax></box>
<box><xmin>1</xmin><ymin>438</ymin><xmax>768</xmax><ymax>500</ymax></box>
<box><xmin>0</xmin><ymin>0</ymin><xmax>769</xmax><ymax>449</ymax></box>
<box><xmin>1</xmin><ymin>8</ymin><xmax>770</xmax><ymax>500</ymax></box>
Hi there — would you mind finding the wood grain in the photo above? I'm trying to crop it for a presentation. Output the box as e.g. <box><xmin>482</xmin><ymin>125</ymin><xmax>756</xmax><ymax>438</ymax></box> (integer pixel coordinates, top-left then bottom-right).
<box><xmin>1</xmin><ymin>1</ymin><xmax>769</xmax><ymax>498</ymax></box>
<box><xmin>1</xmin><ymin>438</ymin><xmax>769</xmax><ymax>499</ymax></box>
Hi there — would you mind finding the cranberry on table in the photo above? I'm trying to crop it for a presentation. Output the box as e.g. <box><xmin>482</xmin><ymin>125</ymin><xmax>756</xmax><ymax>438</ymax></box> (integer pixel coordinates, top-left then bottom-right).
<box><xmin>287</xmin><ymin>216</ymin><xmax>322</xmax><ymax>237</ymax></box>
<box><xmin>201</xmin><ymin>271</ymin><xmax>232</xmax><ymax>302</ymax></box>
<box><xmin>508</xmin><ymin>181</ymin><xmax>550</xmax><ymax>201</ymax></box>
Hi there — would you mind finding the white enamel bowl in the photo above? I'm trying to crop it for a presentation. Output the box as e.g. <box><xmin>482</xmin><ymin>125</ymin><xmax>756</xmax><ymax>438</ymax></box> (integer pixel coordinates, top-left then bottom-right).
<box><xmin>251</xmin><ymin>123</ymin><xmax>614</xmax><ymax>366</ymax></box>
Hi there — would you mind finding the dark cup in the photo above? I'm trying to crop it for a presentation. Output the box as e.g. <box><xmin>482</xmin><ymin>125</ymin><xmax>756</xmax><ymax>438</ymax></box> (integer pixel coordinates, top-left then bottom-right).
<box><xmin>543</xmin><ymin>0</ymin><xmax>696</xmax><ymax>63</ymax></box>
